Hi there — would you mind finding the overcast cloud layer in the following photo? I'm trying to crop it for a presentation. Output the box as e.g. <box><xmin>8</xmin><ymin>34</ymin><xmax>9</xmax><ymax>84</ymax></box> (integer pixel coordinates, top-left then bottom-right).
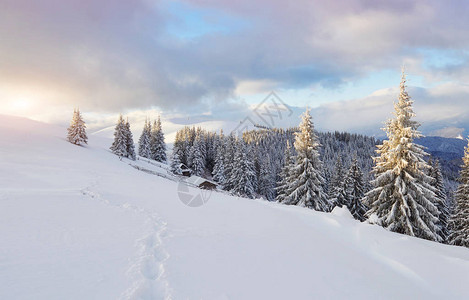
<box><xmin>0</xmin><ymin>0</ymin><xmax>468</xmax><ymax>136</ymax></box>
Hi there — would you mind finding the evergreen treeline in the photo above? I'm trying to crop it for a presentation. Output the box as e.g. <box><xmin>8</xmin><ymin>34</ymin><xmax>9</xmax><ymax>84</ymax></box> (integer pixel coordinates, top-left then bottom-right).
<box><xmin>137</xmin><ymin>116</ymin><xmax>167</xmax><ymax>163</ymax></box>
<box><xmin>169</xmin><ymin>119</ymin><xmax>375</xmax><ymax>222</ymax></box>
<box><xmin>169</xmin><ymin>71</ymin><xmax>468</xmax><ymax>247</ymax></box>
<box><xmin>109</xmin><ymin>114</ymin><xmax>167</xmax><ymax>163</ymax></box>
<box><xmin>70</xmin><ymin>71</ymin><xmax>469</xmax><ymax>247</ymax></box>
<box><xmin>449</xmin><ymin>139</ymin><xmax>469</xmax><ymax>247</ymax></box>
<box><xmin>170</xmin><ymin>121</ymin><xmax>378</xmax><ymax>207</ymax></box>
<box><xmin>170</xmin><ymin>126</ymin><xmax>217</xmax><ymax>176</ymax></box>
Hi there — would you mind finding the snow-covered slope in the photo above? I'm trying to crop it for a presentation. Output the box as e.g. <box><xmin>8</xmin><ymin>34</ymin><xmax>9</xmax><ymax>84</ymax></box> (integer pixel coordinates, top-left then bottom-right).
<box><xmin>1</xmin><ymin>114</ymin><xmax>469</xmax><ymax>299</ymax></box>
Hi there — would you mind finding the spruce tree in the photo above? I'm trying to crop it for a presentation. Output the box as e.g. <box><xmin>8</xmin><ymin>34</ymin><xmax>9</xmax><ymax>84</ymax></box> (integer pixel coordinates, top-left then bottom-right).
<box><xmin>429</xmin><ymin>158</ymin><xmax>450</xmax><ymax>242</ymax></box>
<box><xmin>329</xmin><ymin>157</ymin><xmax>349</xmax><ymax>209</ymax></box>
<box><xmin>448</xmin><ymin>138</ymin><xmax>469</xmax><ymax>247</ymax></box>
<box><xmin>170</xmin><ymin>130</ymin><xmax>185</xmax><ymax>175</ymax></box>
<box><xmin>205</xmin><ymin>132</ymin><xmax>217</xmax><ymax>172</ymax></box>
<box><xmin>110</xmin><ymin>114</ymin><xmax>128</xmax><ymax>158</ymax></box>
<box><xmin>280</xmin><ymin>109</ymin><xmax>329</xmax><ymax>211</ymax></box>
<box><xmin>150</xmin><ymin>116</ymin><xmax>167</xmax><ymax>162</ymax></box>
<box><xmin>124</xmin><ymin>119</ymin><xmax>136</xmax><ymax>160</ymax></box>
<box><xmin>170</xmin><ymin>151</ymin><xmax>183</xmax><ymax>175</ymax></box>
<box><xmin>172</xmin><ymin>130</ymin><xmax>186</xmax><ymax>167</ymax></box>
<box><xmin>189</xmin><ymin>133</ymin><xmax>206</xmax><ymax>176</ymax></box>
<box><xmin>212</xmin><ymin>133</ymin><xmax>227</xmax><ymax>186</ymax></box>
<box><xmin>229</xmin><ymin>140</ymin><xmax>256</xmax><ymax>198</ymax></box>
<box><xmin>258</xmin><ymin>153</ymin><xmax>275</xmax><ymax>201</ymax></box>
<box><xmin>138</xmin><ymin>118</ymin><xmax>151</xmax><ymax>158</ymax></box>
<box><xmin>67</xmin><ymin>108</ymin><xmax>88</xmax><ymax>145</ymax></box>
<box><xmin>276</xmin><ymin>140</ymin><xmax>294</xmax><ymax>203</ymax></box>
<box><xmin>247</xmin><ymin>142</ymin><xmax>259</xmax><ymax>193</ymax></box>
<box><xmin>222</xmin><ymin>134</ymin><xmax>236</xmax><ymax>191</ymax></box>
<box><xmin>364</xmin><ymin>72</ymin><xmax>441</xmax><ymax>241</ymax></box>
<box><xmin>346</xmin><ymin>157</ymin><xmax>368</xmax><ymax>221</ymax></box>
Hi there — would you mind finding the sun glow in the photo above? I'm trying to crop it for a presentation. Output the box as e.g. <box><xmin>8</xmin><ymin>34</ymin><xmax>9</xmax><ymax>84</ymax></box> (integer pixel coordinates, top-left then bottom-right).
<box><xmin>0</xmin><ymin>95</ymin><xmax>38</xmax><ymax>118</ymax></box>
<box><xmin>9</xmin><ymin>99</ymin><xmax>32</xmax><ymax>111</ymax></box>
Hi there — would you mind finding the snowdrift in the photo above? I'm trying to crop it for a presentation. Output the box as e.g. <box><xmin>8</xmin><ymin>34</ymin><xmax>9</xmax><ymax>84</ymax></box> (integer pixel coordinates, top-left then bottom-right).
<box><xmin>1</xmin><ymin>114</ymin><xmax>469</xmax><ymax>299</ymax></box>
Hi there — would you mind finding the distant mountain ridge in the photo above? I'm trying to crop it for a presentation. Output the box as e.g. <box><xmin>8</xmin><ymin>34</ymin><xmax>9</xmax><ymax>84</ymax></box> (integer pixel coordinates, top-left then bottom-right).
<box><xmin>416</xmin><ymin>136</ymin><xmax>467</xmax><ymax>184</ymax></box>
<box><xmin>417</xmin><ymin>136</ymin><xmax>466</xmax><ymax>159</ymax></box>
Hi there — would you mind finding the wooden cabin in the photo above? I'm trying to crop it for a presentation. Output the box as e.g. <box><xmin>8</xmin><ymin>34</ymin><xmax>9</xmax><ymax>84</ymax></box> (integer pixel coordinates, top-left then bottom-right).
<box><xmin>198</xmin><ymin>180</ymin><xmax>217</xmax><ymax>190</ymax></box>
<box><xmin>180</xmin><ymin>163</ymin><xmax>191</xmax><ymax>177</ymax></box>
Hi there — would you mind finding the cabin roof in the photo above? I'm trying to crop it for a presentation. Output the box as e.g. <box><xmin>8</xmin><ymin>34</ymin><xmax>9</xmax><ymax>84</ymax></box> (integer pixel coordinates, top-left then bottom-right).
<box><xmin>183</xmin><ymin>175</ymin><xmax>217</xmax><ymax>186</ymax></box>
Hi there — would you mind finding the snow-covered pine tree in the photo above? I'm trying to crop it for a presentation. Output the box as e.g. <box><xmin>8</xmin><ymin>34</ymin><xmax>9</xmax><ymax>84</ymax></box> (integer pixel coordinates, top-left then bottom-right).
<box><xmin>429</xmin><ymin>158</ymin><xmax>450</xmax><ymax>242</ymax></box>
<box><xmin>189</xmin><ymin>132</ymin><xmax>206</xmax><ymax>176</ymax></box>
<box><xmin>149</xmin><ymin>120</ymin><xmax>158</xmax><ymax>161</ymax></box>
<box><xmin>222</xmin><ymin>134</ymin><xmax>236</xmax><ymax>191</ymax></box>
<box><xmin>247</xmin><ymin>142</ymin><xmax>259</xmax><ymax>193</ymax></box>
<box><xmin>212</xmin><ymin>132</ymin><xmax>227</xmax><ymax>187</ymax></box>
<box><xmin>67</xmin><ymin>108</ymin><xmax>88</xmax><ymax>145</ymax></box>
<box><xmin>205</xmin><ymin>132</ymin><xmax>217</xmax><ymax>172</ymax></box>
<box><xmin>138</xmin><ymin>118</ymin><xmax>151</xmax><ymax>158</ymax></box>
<box><xmin>185</xmin><ymin>129</ymin><xmax>195</xmax><ymax>169</ymax></box>
<box><xmin>156</xmin><ymin>116</ymin><xmax>167</xmax><ymax>163</ymax></box>
<box><xmin>322</xmin><ymin>168</ymin><xmax>332</xmax><ymax>199</ymax></box>
<box><xmin>172</xmin><ymin>130</ymin><xmax>187</xmax><ymax>166</ymax></box>
<box><xmin>364</xmin><ymin>72</ymin><xmax>441</xmax><ymax>242</ymax></box>
<box><xmin>110</xmin><ymin>114</ymin><xmax>128</xmax><ymax>158</ymax></box>
<box><xmin>258</xmin><ymin>152</ymin><xmax>275</xmax><ymax>201</ymax></box>
<box><xmin>197</xmin><ymin>128</ymin><xmax>207</xmax><ymax>161</ymax></box>
<box><xmin>185</xmin><ymin>127</ymin><xmax>197</xmax><ymax>166</ymax></box>
<box><xmin>329</xmin><ymin>157</ymin><xmax>349</xmax><ymax>209</ymax></box>
<box><xmin>170</xmin><ymin>151</ymin><xmax>183</xmax><ymax>175</ymax></box>
<box><xmin>346</xmin><ymin>156</ymin><xmax>368</xmax><ymax>221</ymax></box>
<box><xmin>170</xmin><ymin>130</ymin><xmax>185</xmax><ymax>175</ymax></box>
<box><xmin>448</xmin><ymin>138</ymin><xmax>469</xmax><ymax>247</ymax></box>
<box><xmin>280</xmin><ymin>109</ymin><xmax>329</xmax><ymax>211</ymax></box>
<box><xmin>275</xmin><ymin>140</ymin><xmax>294</xmax><ymax>203</ymax></box>
<box><xmin>124</xmin><ymin>118</ymin><xmax>136</xmax><ymax>160</ymax></box>
<box><xmin>150</xmin><ymin>116</ymin><xmax>167</xmax><ymax>162</ymax></box>
<box><xmin>229</xmin><ymin>139</ymin><xmax>256</xmax><ymax>199</ymax></box>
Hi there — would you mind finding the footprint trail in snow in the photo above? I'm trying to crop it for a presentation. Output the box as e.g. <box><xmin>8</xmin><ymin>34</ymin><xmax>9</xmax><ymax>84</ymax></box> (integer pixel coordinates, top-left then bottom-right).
<box><xmin>81</xmin><ymin>179</ymin><xmax>172</xmax><ymax>300</ymax></box>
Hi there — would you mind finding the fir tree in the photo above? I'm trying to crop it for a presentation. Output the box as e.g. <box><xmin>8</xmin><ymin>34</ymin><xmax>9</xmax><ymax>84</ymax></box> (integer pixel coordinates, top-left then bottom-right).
<box><xmin>247</xmin><ymin>142</ymin><xmax>259</xmax><ymax>193</ymax></box>
<box><xmin>189</xmin><ymin>133</ymin><xmax>206</xmax><ymax>176</ymax></box>
<box><xmin>429</xmin><ymin>158</ymin><xmax>450</xmax><ymax>242</ymax></box>
<box><xmin>138</xmin><ymin>118</ymin><xmax>151</xmax><ymax>158</ymax></box>
<box><xmin>67</xmin><ymin>108</ymin><xmax>88</xmax><ymax>145</ymax></box>
<box><xmin>364</xmin><ymin>72</ymin><xmax>441</xmax><ymax>242</ymax></box>
<box><xmin>280</xmin><ymin>109</ymin><xmax>329</xmax><ymax>211</ymax></box>
<box><xmin>329</xmin><ymin>157</ymin><xmax>349</xmax><ymax>209</ymax></box>
<box><xmin>124</xmin><ymin>119</ymin><xmax>136</xmax><ymax>160</ymax></box>
<box><xmin>170</xmin><ymin>151</ymin><xmax>183</xmax><ymax>175</ymax></box>
<box><xmin>170</xmin><ymin>129</ymin><xmax>186</xmax><ymax>175</ymax></box>
<box><xmin>172</xmin><ymin>130</ymin><xmax>186</xmax><ymax>167</ymax></box>
<box><xmin>448</xmin><ymin>138</ymin><xmax>469</xmax><ymax>247</ymax></box>
<box><xmin>222</xmin><ymin>134</ymin><xmax>236</xmax><ymax>191</ymax></box>
<box><xmin>212</xmin><ymin>133</ymin><xmax>227</xmax><ymax>186</ymax></box>
<box><xmin>110</xmin><ymin>114</ymin><xmax>128</xmax><ymax>158</ymax></box>
<box><xmin>346</xmin><ymin>157</ymin><xmax>368</xmax><ymax>221</ymax></box>
<box><xmin>205</xmin><ymin>132</ymin><xmax>217</xmax><ymax>173</ymax></box>
<box><xmin>258</xmin><ymin>153</ymin><xmax>275</xmax><ymax>201</ymax></box>
<box><xmin>276</xmin><ymin>140</ymin><xmax>294</xmax><ymax>203</ymax></box>
<box><xmin>150</xmin><ymin>116</ymin><xmax>167</xmax><ymax>162</ymax></box>
<box><xmin>229</xmin><ymin>140</ymin><xmax>256</xmax><ymax>198</ymax></box>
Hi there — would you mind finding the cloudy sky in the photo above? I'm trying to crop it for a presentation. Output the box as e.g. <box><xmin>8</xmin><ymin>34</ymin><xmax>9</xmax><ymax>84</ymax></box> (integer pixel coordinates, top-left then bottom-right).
<box><xmin>1</xmin><ymin>0</ymin><xmax>468</xmax><ymax>138</ymax></box>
